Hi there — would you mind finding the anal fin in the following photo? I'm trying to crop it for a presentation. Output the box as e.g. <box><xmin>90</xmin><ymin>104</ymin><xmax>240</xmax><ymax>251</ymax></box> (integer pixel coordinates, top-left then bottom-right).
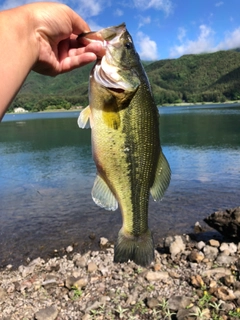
<box><xmin>150</xmin><ymin>150</ymin><xmax>171</xmax><ymax>201</ymax></box>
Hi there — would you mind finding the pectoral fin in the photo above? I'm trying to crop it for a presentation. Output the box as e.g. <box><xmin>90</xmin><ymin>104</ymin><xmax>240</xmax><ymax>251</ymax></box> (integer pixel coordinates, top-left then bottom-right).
<box><xmin>150</xmin><ymin>151</ymin><xmax>171</xmax><ymax>201</ymax></box>
<box><xmin>91</xmin><ymin>174</ymin><xmax>118</xmax><ymax>211</ymax></box>
<box><xmin>77</xmin><ymin>106</ymin><xmax>91</xmax><ymax>129</ymax></box>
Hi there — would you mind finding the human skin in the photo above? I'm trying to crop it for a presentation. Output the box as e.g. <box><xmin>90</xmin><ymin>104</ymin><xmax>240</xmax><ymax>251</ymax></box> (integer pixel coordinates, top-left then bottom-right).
<box><xmin>0</xmin><ymin>2</ymin><xmax>105</xmax><ymax>121</ymax></box>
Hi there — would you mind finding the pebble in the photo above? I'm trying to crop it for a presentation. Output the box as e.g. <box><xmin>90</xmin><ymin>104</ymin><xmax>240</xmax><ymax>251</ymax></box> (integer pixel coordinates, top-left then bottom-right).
<box><xmin>35</xmin><ymin>305</ymin><xmax>58</xmax><ymax>320</ymax></box>
<box><xmin>145</xmin><ymin>271</ymin><xmax>169</xmax><ymax>281</ymax></box>
<box><xmin>0</xmin><ymin>234</ymin><xmax>240</xmax><ymax>319</ymax></box>
<box><xmin>87</xmin><ymin>261</ymin><xmax>98</xmax><ymax>273</ymax></box>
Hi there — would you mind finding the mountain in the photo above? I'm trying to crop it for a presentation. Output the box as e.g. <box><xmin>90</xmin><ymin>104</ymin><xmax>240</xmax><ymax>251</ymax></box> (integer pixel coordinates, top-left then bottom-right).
<box><xmin>10</xmin><ymin>50</ymin><xmax>240</xmax><ymax>111</ymax></box>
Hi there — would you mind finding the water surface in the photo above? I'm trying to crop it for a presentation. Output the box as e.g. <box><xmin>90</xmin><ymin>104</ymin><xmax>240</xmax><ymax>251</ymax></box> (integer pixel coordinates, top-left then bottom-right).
<box><xmin>1</xmin><ymin>105</ymin><xmax>240</xmax><ymax>267</ymax></box>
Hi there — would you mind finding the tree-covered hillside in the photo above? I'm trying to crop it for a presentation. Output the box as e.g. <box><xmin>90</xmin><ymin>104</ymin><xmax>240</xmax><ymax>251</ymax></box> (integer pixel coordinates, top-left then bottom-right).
<box><xmin>10</xmin><ymin>49</ymin><xmax>240</xmax><ymax>112</ymax></box>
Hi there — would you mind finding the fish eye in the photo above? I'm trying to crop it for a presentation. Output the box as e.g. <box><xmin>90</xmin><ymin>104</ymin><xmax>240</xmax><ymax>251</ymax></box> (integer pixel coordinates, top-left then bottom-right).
<box><xmin>125</xmin><ymin>42</ymin><xmax>132</xmax><ymax>49</ymax></box>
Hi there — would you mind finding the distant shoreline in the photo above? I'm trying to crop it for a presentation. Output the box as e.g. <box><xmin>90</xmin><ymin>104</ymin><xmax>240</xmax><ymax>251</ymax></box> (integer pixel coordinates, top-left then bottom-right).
<box><xmin>160</xmin><ymin>100</ymin><xmax>240</xmax><ymax>107</ymax></box>
<box><xmin>7</xmin><ymin>100</ymin><xmax>240</xmax><ymax>115</ymax></box>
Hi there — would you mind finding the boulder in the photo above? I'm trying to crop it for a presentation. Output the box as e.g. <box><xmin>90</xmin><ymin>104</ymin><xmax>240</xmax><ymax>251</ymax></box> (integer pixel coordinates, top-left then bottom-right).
<box><xmin>204</xmin><ymin>207</ymin><xmax>240</xmax><ymax>240</ymax></box>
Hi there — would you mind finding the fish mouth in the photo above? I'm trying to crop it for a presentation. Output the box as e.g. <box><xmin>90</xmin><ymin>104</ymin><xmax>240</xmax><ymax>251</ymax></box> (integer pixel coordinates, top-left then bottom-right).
<box><xmin>107</xmin><ymin>88</ymin><xmax>125</xmax><ymax>93</ymax></box>
<box><xmin>77</xmin><ymin>23</ymin><xmax>126</xmax><ymax>46</ymax></box>
<box><xmin>82</xmin><ymin>23</ymin><xmax>137</xmax><ymax>92</ymax></box>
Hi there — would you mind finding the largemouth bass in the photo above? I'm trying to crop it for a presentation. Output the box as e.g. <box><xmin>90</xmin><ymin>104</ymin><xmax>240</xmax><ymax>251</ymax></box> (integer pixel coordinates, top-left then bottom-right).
<box><xmin>78</xmin><ymin>23</ymin><xmax>171</xmax><ymax>266</ymax></box>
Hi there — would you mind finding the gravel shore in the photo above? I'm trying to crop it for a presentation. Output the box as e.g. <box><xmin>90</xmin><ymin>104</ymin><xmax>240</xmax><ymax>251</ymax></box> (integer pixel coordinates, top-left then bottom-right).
<box><xmin>1</xmin><ymin>233</ymin><xmax>240</xmax><ymax>320</ymax></box>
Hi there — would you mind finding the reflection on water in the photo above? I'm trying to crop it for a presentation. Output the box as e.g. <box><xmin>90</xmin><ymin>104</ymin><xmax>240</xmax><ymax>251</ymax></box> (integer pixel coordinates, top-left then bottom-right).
<box><xmin>1</xmin><ymin>105</ymin><xmax>240</xmax><ymax>267</ymax></box>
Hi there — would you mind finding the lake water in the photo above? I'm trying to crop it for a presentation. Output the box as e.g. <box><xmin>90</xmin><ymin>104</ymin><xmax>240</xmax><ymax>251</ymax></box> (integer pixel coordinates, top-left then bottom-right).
<box><xmin>1</xmin><ymin>104</ymin><xmax>240</xmax><ymax>267</ymax></box>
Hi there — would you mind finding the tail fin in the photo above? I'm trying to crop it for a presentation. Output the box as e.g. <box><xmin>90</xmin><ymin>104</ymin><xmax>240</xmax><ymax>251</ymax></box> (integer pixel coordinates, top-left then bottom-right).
<box><xmin>114</xmin><ymin>229</ymin><xmax>154</xmax><ymax>267</ymax></box>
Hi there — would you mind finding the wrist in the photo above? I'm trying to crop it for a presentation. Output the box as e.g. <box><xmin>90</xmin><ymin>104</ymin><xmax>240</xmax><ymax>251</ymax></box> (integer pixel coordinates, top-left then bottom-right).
<box><xmin>0</xmin><ymin>6</ymin><xmax>39</xmax><ymax>117</ymax></box>
<box><xmin>1</xmin><ymin>6</ymin><xmax>39</xmax><ymax>72</ymax></box>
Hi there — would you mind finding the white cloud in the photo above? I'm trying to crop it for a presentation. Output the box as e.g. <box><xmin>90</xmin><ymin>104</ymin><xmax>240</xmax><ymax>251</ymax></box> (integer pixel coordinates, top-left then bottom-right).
<box><xmin>177</xmin><ymin>27</ymin><xmax>186</xmax><ymax>42</ymax></box>
<box><xmin>215</xmin><ymin>27</ymin><xmax>240</xmax><ymax>51</ymax></box>
<box><xmin>170</xmin><ymin>25</ymin><xmax>215</xmax><ymax>58</ymax></box>
<box><xmin>87</xmin><ymin>20</ymin><xmax>105</xmax><ymax>32</ymax></box>
<box><xmin>133</xmin><ymin>0</ymin><xmax>172</xmax><ymax>15</ymax></box>
<box><xmin>114</xmin><ymin>8</ymin><xmax>124</xmax><ymax>16</ymax></box>
<box><xmin>72</xmin><ymin>0</ymin><xmax>103</xmax><ymax>18</ymax></box>
<box><xmin>136</xmin><ymin>31</ymin><xmax>158</xmax><ymax>60</ymax></box>
<box><xmin>0</xmin><ymin>0</ymin><xmax>104</xmax><ymax>17</ymax></box>
<box><xmin>215</xmin><ymin>1</ymin><xmax>224</xmax><ymax>7</ymax></box>
<box><xmin>138</xmin><ymin>15</ymin><xmax>151</xmax><ymax>28</ymax></box>
<box><xmin>0</xmin><ymin>0</ymin><xmax>109</xmax><ymax>19</ymax></box>
<box><xmin>170</xmin><ymin>24</ymin><xmax>240</xmax><ymax>58</ymax></box>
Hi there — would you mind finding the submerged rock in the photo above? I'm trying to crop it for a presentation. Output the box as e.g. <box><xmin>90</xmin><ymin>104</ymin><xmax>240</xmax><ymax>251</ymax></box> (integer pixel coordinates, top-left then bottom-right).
<box><xmin>204</xmin><ymin>207</ymin><xmax>240</xmax><ymax>240</ymax></box>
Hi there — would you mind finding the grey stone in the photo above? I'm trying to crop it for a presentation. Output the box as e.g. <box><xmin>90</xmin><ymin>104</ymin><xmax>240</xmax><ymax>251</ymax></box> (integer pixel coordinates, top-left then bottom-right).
<box><xmin>35</xmin><ymin>305</ymin><xmax>58</xmax><ymax>320</ymax></box>
<box><xmin>203</xmin><ymin>245</ymin><xmax>219</xmax><ymax>260</ymax></box>
<box><xmin>167</xmin><ymin>295</ymin><xmax>192</xmax><ymax>311</ymax></box>
<box><xmin>146</xmin><ymin>297</ymin><xmax>159</xmax><ymax>308</ymax></box>
<box><xmin>216</xmin><ymin>253</ymin><xmax>236</xmax><ymax>265</ymax></box>
<box><xmin>168</xmin><ymin>235</ymin><xmax>186</xmax><ymax>258</ymax></box>
<box><xmin>202</xmin><ymin>267</ymin><xmax>232</xmax><ymax>278</ymax></box>
<box><xmin>75</xmin><ymin>255</ymin><xmax>88</xmax><ymax>268</ymax></box>
<box><xmin>87</xmin><ymin>262</ymin><xmax>98</xmax><ymax>273</ymax></box>
<box><xmin>65</xmin><ymin>276</ymin><xmax>76</xmax><ymax>289</ymax></box>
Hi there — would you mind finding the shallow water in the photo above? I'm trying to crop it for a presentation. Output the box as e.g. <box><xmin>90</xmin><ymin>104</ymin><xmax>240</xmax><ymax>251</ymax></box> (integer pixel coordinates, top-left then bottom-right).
<box><xmin>1</xmin><ymin>104</ymin><xmax>240</xmax><ymax>267</ymax></box>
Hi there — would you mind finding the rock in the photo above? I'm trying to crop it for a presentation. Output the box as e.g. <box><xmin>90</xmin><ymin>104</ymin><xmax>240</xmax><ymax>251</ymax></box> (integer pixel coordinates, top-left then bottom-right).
<box><xmin>209</xmin><ymin>239</ymin><xmax>220</xmax><ymax>247</ymax></box>
<box><xmin>146</xmin><ymin>297</ymin><xmax>159</xmax><ymax>308</ymax></box>
<box><xmin>99</xmin><ymin>237</ymin><xmax>109</xmax><ymax>247</ymax></box>
<box><xmin>214</xmin><ymin>286</ymin><xmax>236</xmax><ymax>301</ymax></box>
<box><xmin>202</xmin><ymin>267</ymin><xmax>232</xmax><ymax>279</ymax></box>
<box><xmin>87</xmin><ymin>262</ymin><xmax>98</xmax><ymax>273</ymax></box>
<box><xmin>204</xmin><ymin>207</ymin><xmax>240</xmax><ymax>240</ymax></box>
<box><xmin>166</xmin><ymin>235</ymin><xmax>186</xmax><ymax>258</ymax></box>
<box><xmin>191</xmin><ymin>275</ymin><xmax>204</xmax><ymax>288</ymax></box>
<box><xmin>145</xmin><ymin>271</ymin><xmax>169</xmax><ymax>281</ymax></box>
<box><xmin>176</xmin><ymin>305</ymin><xmax>199</xmax><ymax>320</ymax></box>
<box><xmin>153</xmin><ymin>262</ymin><xmax>161</xmax><ymax>271</ymax></box>
<box><xmin>216</xmin><ymin>253</ymin><xmax>237</xmax><ymax>265</ymax></box>
<box><xmin>73</xmin><ymin>277</ymin><xmax>88</xmax><ymax>289</ymax></box>
<box><xmin>35</xmin><ymin>305</ymin><xmax>58</xmax><ymax>320</ymax></box>
<box><xmin>75</xmin><ymin>255</ymin><xmax>88</xmax><ymax>268</ymax></box>
<box><xmin>222</xmin><ymin>275</ymin><xmax>236</xmax><ymax>286</ymax></box>
<box><xmin>194</xmin><ymin>221</ymin><xmax>203</xmax><ymax>233</ymax></box>
<box><xmin>234</xmin><ymin>290</ymin><xmax>240</xmax><ymax>299</ymax></box>
<box><xmin>167</xmin><ymin>295</ymin><xmax>192</xmax><ymax>311</ymax></box>
<box><xmin>0</xmin><ymin>287</ymin><xmax>7</xmax><ymax>299</ymax></box>
<box><xmin>203</xmin><ymin>245</ymin><xmax>219</xmax><ymax>260</ymax></box>
<box><xmin>188</xmin><ymin>250</ymin><xmax>204</xmax><ymax>263</ymax></box>
<box><xmin>197</xmin><ymin>241</ymin><xmax>206</xmax><ymax>250</ymax></box>
<box><xmin>66</xmin><ymin>245</ymin><xmax>73</xmax><ymax>253</ymax></box>
<box><xmin>65</xmin><ymin>276</ymin><xmax>76</xmax><ymax>289</ymax></box>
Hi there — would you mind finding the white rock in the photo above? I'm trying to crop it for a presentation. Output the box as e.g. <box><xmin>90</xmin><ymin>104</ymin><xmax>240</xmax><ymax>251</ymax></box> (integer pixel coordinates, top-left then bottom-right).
<box><xmin>169</xmin><ymin>236</ymin><xmax>186</xmax><ymax>258</ymax></box>
<box><xmin>66</xmin><ymin>246</ymin><xmax>73</xmax><ymax>253</ymax></box>
<box><xmin>146</xmin><ymin>271</ymin><xmax>169</xmax><ymax>281</ymax></box>
<box><xmin>197</xmin><ymin>241</ymin><xmax>205</xmax><ymax>250</ymax></box>
<box><xmin>100</xmin><ymin>237</ymin><xmax>109</xmax><ymax>246</ymax></box>
<box><xmin>203</xmin><ymin>245</ymin><xmax>219</xmax><ymax>260</ymax></box>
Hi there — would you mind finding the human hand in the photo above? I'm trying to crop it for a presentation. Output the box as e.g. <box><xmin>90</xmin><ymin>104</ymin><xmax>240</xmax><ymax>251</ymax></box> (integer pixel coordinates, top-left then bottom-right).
<box><xmin>28</xmin><ymin>2</ymin><xmax>105</xmax><ymax>76</ymax></box>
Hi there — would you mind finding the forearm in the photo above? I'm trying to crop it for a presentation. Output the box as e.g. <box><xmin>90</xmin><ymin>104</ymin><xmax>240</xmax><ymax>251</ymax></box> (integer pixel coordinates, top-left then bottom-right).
<box><xmin>0</xmin><ymin>6</ymin><xmax>38</xmax><ymax>120</ymax></box>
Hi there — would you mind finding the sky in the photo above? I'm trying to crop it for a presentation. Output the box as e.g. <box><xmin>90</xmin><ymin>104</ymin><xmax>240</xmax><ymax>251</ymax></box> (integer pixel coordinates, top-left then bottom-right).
<box><xmin>1</xmin><ymin>0</ymin><xmax>240</xmax><ymax>60</ymax></box>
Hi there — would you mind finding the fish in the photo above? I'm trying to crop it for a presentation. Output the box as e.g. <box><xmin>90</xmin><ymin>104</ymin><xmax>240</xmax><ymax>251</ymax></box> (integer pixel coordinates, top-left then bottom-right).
<box><xmin>78</xmin><ymin>23</ymin><xmax>171</xmax><ymax>266</ymax></box>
